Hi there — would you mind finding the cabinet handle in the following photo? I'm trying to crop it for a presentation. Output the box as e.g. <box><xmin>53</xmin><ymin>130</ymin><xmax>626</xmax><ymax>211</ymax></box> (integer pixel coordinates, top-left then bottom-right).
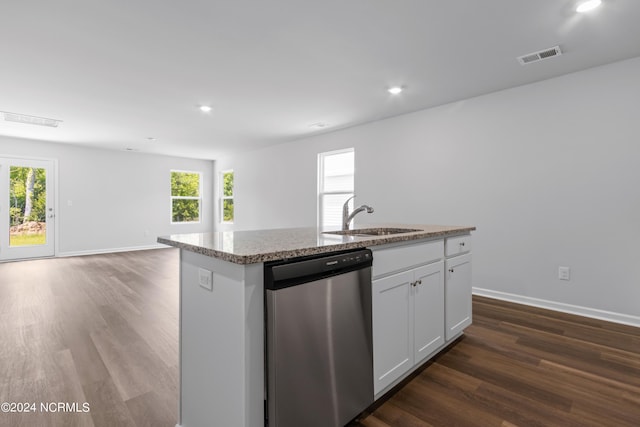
<box><xmin>417</xmin><ymin>279</ymin><xmax>422</xmax><ymax>285</ymax></box>
<box><xmin>449</xmin><ymin>268</ymin><xmax>454</xmax><ymax>273</ymax></box>
<box><xmin>460</xmin><ymin>242</ymin><xmax>465</xmax><ymax>247</ymax></box>
<box><xmin>411</xmin><ymin>281</ymin><xmax>416</xmax><ymax>287</ymax></box>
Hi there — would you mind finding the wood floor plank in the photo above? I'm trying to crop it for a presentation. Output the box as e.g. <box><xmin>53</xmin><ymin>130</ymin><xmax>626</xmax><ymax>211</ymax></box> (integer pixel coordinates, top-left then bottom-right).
<box><xmin>569</xmin><ymin>402</ymin><xmax>640</xmax><ymax>427</ymax></box>
<box><xmin>48</xmin><ymin>349</ymin><xmax>95</xmax><ymax>427</ymax></box>
<box><xmin>89</xmin><ymin>325</ymin><xmax>154</xmax><ymax>402</ymax></box>
<box><xmin>537</xmin><ymin>359</ymin><xmax>640</xmax><ymax>403</ymax></box>
<box><xmin>64</xmin><ymin>331</ymin><xmax>111</xmax><ymax>387</ymax></box>
<box><xmin>472</xmin><ymin>381</ymin><xmax>586</xmax><ymax>427</ymax></box>
<box><xmin>355</xmin><ymin>414</ymin><xmax>392</xmax><ymax>427</ymax></box>
<box><xmin>0</xmin><ymin>377</ymin><xmax>51</xmax><ymax>427</ymax></box>
<box><xmin>501</xmin><ymin>323</ymin><xmax>640</xmax><ymax>387</ymax></box>
<box><xmin>82</xmin><ymin>378</ymin><xmax>137</xmax><ymax>427</ymax></box>
<box><xmin>370</xmin><ymin>402</ymin><xmax>434</xmax><ymax>427</ymax></box>
<box><xmin>391</xmin><ymin>378</ymin><xmax>505</xmax><ymax>427</ymax></box>
<box><xmin>417</xmin><ymin>362</ymin><xmax>482</xmax><ymax>393</ymax></box>
<box><xmin>125</xmin><ymin>391</ymin><xmax>176</xmax><ymax>427</ymax></box>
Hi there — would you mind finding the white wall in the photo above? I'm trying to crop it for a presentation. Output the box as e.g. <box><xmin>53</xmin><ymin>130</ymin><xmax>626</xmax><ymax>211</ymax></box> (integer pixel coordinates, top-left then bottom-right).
<box><xmin>1</xmin><ymin>137</ymin><xmax>213</xmax><ymax>255</ymax></box>
<box><xmin>215</xmin><ymin>56</ymin><xmax>640</xmax><ymax>323</ymax></box>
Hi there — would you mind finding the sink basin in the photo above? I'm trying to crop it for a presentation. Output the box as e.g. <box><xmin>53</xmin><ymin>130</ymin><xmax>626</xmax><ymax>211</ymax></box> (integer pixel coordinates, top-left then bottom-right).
<box><xmin>323</xmin><ymin>227</ymin><xmax>423</xmax><ymax>237</ymax></box>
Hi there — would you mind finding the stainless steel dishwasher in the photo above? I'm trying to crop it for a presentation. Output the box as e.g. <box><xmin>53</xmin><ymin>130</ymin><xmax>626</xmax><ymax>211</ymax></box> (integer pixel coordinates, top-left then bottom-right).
<box><xmin>264</xmin><ymin>248</ymin><xmax>374</xmax><ymax>427</ymax></box>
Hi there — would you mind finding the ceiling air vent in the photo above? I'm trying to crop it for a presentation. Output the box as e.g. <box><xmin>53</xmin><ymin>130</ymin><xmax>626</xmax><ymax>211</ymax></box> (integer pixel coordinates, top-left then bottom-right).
<box><xmin>517</xmin><ymin>46</ymin><xmax>562</xmax><ymax>65</ymax></box>
<box><xmin>2</xmin><ymin>111</ymin><xmax>62</xmax><ymax>127</ymax></box>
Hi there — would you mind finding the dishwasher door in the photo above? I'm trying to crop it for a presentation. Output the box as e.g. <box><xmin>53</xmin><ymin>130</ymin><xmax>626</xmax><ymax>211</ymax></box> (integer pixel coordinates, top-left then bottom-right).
<box><xmin>265</xmin><ymin>251</ymin><xmax>373</xmax><ymax>427</ymax></box>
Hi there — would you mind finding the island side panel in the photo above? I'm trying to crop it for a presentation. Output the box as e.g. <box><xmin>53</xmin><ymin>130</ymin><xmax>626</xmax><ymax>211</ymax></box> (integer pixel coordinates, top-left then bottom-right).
<box><xmin>243</xmin><ymin>262</ymin><xmax>265</xmax><ymax>427</ymax></box>
<box><xmin>179</xmin><ymin>250</ymin><xmax>264</xmax><ymax>427</ymax></box>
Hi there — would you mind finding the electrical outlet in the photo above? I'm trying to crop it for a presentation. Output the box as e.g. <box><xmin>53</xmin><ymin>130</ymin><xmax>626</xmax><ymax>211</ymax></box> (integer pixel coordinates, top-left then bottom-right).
<box><xmin>558</xmin><ymin>266</ymin><xmax>571</xmax><ymax>281</ymax></box>
<box><xmin>198</xmin><ymin>268</ymin><xmax>213</xmax><ymax>291</ymax></box>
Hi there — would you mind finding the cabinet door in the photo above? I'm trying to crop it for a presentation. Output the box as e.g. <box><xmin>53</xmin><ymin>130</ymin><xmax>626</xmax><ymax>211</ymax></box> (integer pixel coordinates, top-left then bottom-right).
<box><xmin>413</xmin><ymin>261</ymin><xmax>445</xmax><ymax>364</ymax></box>
<box><xmin>445</xmin><ymin>253</ymin><xmax>472</xmax><ymax>341</ymax></box>
<box><xmin>372</xmin><ymin>270</ymin><xmax>414</xmax><ymax>395</ymax></box>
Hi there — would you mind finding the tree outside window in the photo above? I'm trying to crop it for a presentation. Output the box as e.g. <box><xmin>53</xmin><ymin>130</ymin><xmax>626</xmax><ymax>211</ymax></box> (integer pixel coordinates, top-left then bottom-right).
<box><xmin>171</xmin><ymin>171</ymin><xmax>201</xmax><ymax>223</ymax></box>
<box><xmin>221</xmin><ymin>170</ymin><xmax>234</xmax><ymax>223</ymax></box>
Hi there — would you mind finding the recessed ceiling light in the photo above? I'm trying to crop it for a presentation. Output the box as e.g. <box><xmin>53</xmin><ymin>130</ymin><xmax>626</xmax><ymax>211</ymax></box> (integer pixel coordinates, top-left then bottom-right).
<box><xmin>124</xmin><ymin>147</ymin><xmax>139</xmax><ymax>152</ymax></box>
<box><xmin>199</xmin><ymin>105</ymin><xmax>212</xmax><ymax>113</ymax></box>
<box><xmin>388</xmin><ymin>86</ymin><xmax>404</xmax><ymax>95</ymax></box>
<box><xmin>576</xmin><ymin>0</ymin><xmax>602</xmax><ymax>13</ymax></box>
<box><xmin>309</xmin><ymin>122</ymin><xmax>329</xmax><ymax>129</ymax></box>
<box><xmin>147</xmin><ymin>137</ymin><xmax>157</xmax><ymax>141</ymax></box>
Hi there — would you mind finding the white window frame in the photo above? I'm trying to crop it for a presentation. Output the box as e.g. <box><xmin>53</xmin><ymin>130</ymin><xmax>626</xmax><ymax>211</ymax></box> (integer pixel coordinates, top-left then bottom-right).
<box><xmin>317</xmin><ymin>148</ymin><xmax>355</xmax><ymax>229</ymax></box>
<box><xmin>170</xmin><ymin>169</ymin><xmax>202</xmax><ymax>224</ymax></box>
<box><xmin>220</xmin><ymin>169</ymin><xmax>234</xmax><ymax>224</ymax></box>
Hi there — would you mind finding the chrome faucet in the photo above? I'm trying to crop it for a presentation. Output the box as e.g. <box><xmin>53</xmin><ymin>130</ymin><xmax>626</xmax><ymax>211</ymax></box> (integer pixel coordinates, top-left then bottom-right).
<box><xmin>342</xmin><ymin>195</ymin><xmax>374</xmax><ymax>230</ymax></box>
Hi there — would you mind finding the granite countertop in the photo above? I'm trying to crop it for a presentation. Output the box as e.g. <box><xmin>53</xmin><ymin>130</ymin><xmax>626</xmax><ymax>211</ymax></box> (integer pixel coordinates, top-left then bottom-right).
<box><xmin>157</xmin><ymin>224</ymin><xmax>475</xmax><ymax>265</ymax></box>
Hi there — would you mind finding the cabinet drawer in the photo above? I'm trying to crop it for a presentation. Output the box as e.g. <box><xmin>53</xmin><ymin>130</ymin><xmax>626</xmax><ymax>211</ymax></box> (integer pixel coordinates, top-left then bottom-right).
<box><xmin>372</xmin><ymin>240</ymin><xmax>444</xmax><ymax>278</ymax></box>
<box><xmin>445</xmin><ymin>235</ymin><xmax>471</xmax><ymax>257</ymax></box>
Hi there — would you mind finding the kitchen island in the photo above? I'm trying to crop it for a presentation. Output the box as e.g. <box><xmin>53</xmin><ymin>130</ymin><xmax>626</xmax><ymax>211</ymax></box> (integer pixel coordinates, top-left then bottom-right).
<box><xmin>158</xmin><ymin>224</ymin><xmax>475</xmax><ymax>427</ymax></box>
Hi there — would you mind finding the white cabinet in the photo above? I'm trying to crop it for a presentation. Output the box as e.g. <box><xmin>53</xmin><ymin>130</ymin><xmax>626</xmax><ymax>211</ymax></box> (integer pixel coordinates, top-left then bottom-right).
<box><xmin>372</xmin><ymin>262</ymin><xmax>444</xmax><ymax>395</ymax></box>
<box><xmin>413</xmin><ymin>262</ymin><xmax>445</xmax><ymax>363</ymax></box>
<box><xmin>372</xmin><ymin>270</ymin><xmax>413</xmax><ymax>394</ymax></box>
<box><xmin>445</xmin><ymin>242</ymin><xmax>472</xmax><ymax>341</ymax></box>
<box><xmin>371</xmin><ymin>235</ymin><xmax>472</xmax><ymax>396</ymax></box>
<box><xmin>371</xmin><ymin>240</ymin><xmax>445</xmax><ymax>395</ymax></box>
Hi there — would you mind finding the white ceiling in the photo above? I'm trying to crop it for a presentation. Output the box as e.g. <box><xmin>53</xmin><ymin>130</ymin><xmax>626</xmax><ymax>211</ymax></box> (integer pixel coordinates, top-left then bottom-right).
<box><xmin>2</xmin><ymin>0</ymin><xmax>640</xmax><ymax>160</ymax></box>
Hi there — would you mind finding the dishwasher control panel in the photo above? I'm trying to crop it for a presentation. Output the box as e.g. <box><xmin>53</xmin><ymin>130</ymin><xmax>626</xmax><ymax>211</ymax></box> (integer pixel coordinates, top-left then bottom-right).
<box><xmin>264</xmin><ymin>249</ymin><xmax>372</xmax><ymax>290</ymax></box>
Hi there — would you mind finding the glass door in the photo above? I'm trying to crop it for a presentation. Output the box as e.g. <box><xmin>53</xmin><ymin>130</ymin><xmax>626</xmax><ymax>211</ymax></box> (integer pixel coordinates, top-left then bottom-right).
<box><xmin>0</xmin><ymin>158</ymin><xmax>55</xmax><ymax>260</ymax></box>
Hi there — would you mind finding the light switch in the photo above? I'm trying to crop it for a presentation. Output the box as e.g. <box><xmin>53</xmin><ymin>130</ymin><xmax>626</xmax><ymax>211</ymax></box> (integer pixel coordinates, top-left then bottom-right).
<box><xmin>198</xmin><ymin>268</ymin><xmax>213</xmax><ymax>291</ymax></box>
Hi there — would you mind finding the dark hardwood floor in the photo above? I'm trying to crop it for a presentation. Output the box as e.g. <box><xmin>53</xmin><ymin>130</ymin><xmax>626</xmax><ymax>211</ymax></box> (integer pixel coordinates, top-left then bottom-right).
<box><xmin>1</xmin><ymin>249</ymin><xmax>639</xmax><ymax>426</ymax></box>
<box><xmin>354</xmin><ymin>296</ymin><xmax>640</xmax><ymax>427</ymax></box>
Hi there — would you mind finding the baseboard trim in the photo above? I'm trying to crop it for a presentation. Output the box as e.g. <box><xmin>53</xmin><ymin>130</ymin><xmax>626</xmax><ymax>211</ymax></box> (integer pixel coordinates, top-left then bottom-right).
<box><xmin>473</xmin><ymin>287</ymin><xmax>640</xmax><ymax>328</ymax></box>
<box><xmin>58</xmin><ymin>243</ymin><xmax>168</xmax><ymax>258</ymax></box>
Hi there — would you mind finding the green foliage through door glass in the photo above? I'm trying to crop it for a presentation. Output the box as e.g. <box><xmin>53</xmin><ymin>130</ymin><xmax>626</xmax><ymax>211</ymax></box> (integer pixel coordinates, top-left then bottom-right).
<box><xmin>9</xmin><ymin>166</ymin><xmax>47</xmax><ymax>226</ymax></box>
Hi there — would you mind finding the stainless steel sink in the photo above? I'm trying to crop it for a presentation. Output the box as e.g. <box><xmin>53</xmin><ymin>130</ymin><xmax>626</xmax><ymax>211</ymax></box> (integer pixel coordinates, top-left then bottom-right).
<box><xmin>323</xmin><ymin>227</ymin><xmax>423</xmax><ymax>237</ymax></box>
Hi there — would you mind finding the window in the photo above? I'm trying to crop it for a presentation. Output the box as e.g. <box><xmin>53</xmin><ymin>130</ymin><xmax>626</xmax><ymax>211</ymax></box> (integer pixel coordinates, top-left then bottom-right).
<box><xmin>220</xmin><ymin>170</ymin><xmax>234</xmax><ymax>223</ymax></box>
<box><xmin>318</xmin><ymin>148</ymin><xmax>354</xmax><ymax>229</ymax></box>
<box><xmin>171</xmin><ymin>170</ymin><xmax>201</xmax><ymax>223</ymax></box>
